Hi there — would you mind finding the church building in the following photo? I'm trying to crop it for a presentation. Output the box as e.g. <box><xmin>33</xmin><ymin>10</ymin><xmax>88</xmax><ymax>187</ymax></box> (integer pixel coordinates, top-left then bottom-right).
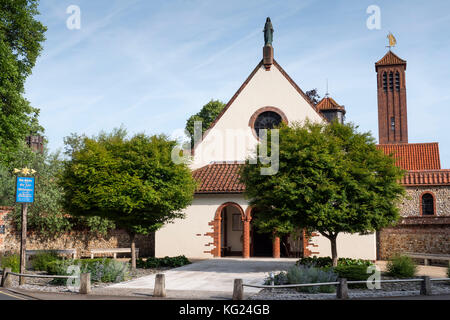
<box><xmin>155</xmin><ymin>19</ymin><xmax>450</xmax><ymax>260</ymax></box>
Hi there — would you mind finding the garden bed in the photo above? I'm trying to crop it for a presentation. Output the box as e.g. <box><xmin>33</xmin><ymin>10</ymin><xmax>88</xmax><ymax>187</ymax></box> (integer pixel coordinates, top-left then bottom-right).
<box><xmin>7</xmin><ymin>267</ymin><xmax>169</xmax><ymax>293</ymax></box>
<box><xmin>249</xmin><ymin>279</ymin><xmax>450</xmax><ymax>300</ymax></box>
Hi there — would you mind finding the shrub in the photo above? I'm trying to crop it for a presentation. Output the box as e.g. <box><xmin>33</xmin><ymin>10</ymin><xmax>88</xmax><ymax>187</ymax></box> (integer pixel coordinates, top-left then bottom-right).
<box><xmin>46</xmin><ymin>258</ymin><xmax>130</xmax><ymax>284</ymax></box>
<box><xmin>296</xmin><ymin>256</ymin><xmax>332</xmax><ymax>268</ymax></box>
<box><xmin>0</xmin><ymin>253</ymin><xmax>20</xmax><ymax>273</ymax></box>
<box><xmin>386</xmin><ymin>255</ymin><xmax>417</xmax><ymax>278</ymax></box>
<box><xmin>447</xmin><ymin>265</ymin><xmax>450</xmax><ymax>278</ymax></box>
<box><xmin>337</xmin><ymin>258</ymin><xmax>373</xmax><ymax>267</ymax></box>
<box><xmin>31</xmin><ymin>251</ymin><xmax>63</xmax><ymax>271</ymax></box>
<box><xmin>132</xmin><ymin>256</ymin><xmax>191</xmax><ymax>269</ymax></box>
<box><xmin>264</xmin><ymin>271</ymin><xmax>288</xmax><ymax>285</ymax></box>
<box><xmin>333</xmin><ymin>265</ymin><xmax>370</xmax><ymax>281</ymax></box>
<box><xmin>286</xmin><ymin>265</ymin><xmax>338</xmax><ymax>293</ymax></box>
<box><xmin>296</xmin><ymin>256</ymin><xmax>373</xmax><ymax>268</ymax></box>
<box><xmin>332</xmin><ymin>265</ymin><xmax>371</xmax><ymax>288</ymax></box>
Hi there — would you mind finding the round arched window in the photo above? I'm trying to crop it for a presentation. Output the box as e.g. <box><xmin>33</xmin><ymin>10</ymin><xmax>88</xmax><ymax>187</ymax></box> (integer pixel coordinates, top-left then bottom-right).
<box><xmin>421</xmin><ymin>193</ymin><xmax>434</xmax><ymax>216</ymax></box>
<box><xmin>253</xmin><ymin>111</ymin><xmax>282</xmax><ymax>138</ymax></box>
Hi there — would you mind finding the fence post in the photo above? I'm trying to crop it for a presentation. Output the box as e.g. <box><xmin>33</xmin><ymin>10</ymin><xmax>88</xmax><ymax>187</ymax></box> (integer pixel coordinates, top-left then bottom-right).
<box><xmin>1</xmin><ymin>268</ymin><xmax>12</xmax><ymax>288</ymax></box>
<box><xmin>154</xmin><ymin>274</ymin><xmax>166</xmax><ymax>297</ymax></box>
<box><xmin>79</xmin><ymin>273</ymin><xmax>91</xmax><ymax>294</ymax></box>
<box><xmin>420</xmin><ymin>276</ymin><xmax>432</xmax><ymax>296</ymax></box>
<box><xmin>336</xmin><ymin>278</ymin><xmax>349</xmax><ymax>299</ymax></box>
<box><xmin>232</xmin><ymin>279</ymin><xmax>244</xmax><ymax>300</ymax></box>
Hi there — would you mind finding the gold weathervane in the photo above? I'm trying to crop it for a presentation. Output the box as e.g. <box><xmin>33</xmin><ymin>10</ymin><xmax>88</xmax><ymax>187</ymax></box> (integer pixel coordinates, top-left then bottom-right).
<box><xmin>387</xmin><ymin>32</ymin><xmax>397</xmax><ymax>50</ymax></box>
<box><xmin>13</xmin><ymin>167</ymin><xmax>36</xmax><ymax>175</ymax></box>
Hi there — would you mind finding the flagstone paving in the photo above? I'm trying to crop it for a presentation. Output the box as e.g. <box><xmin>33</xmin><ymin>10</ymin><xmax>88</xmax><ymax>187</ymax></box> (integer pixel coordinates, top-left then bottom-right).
<box><xmin>108</xmin><ymin>257</ymin><xmax>298</xmax><ymax>294</ymax></box>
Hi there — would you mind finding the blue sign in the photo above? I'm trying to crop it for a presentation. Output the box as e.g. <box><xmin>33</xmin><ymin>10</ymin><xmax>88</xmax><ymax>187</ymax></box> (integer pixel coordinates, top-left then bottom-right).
<box><xmin>16</xmin><ymin>177</ymin><xmax>35</xmax><ymax>203</ymax></box>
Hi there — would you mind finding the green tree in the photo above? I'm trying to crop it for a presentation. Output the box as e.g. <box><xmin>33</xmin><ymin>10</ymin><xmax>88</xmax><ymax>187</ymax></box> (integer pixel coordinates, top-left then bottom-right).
<box><xmin>240</xmin><ymin>121</ymin><xmax>405</xmax><ymax>266</ymax></box>
<box><xmin>0</xmin><ymin>0</ymin><xmax>47</xmax><ymax>164</ymax></box>
<box><xmin>59</xmin><ymin>128</ymin><xmax>197</xmax><ymax>270</ymax></box>
<box><xmin>185</xmin><ymin>99</ymin><xmax>225</xmax><ymax>147</ymax></box>
<box><xmin>305</xmin><ymin>89</ymin><xmax>321</xmax><ymax>106</ymax></box>
<box><xmin>0</xmin><ymin>142</ymin><xmax>115</xmax><ymax>236</ymax></box>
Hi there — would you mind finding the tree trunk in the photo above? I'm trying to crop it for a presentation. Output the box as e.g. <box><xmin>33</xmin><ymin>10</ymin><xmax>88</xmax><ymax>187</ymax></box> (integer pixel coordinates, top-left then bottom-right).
<box><xmin>330</xmin><ymin>236</ymin><xmax>338</xmax><ymax>267</ymax></box>
<box><xmin>130</xmin><ymin>233</ymin><xmax>136</xmax><ymax>271</ymax></box>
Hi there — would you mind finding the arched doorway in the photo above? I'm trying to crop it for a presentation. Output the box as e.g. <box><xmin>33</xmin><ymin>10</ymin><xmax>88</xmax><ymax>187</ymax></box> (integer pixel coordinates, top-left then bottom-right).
<box><xmin>214</xmin><ymin>202</ymin><xmax>248</xmax><ymax>258</ymax></box>
<box><xmin>249</xmin><ymin>207</ymin><xmax>274</xmax><ymax>257</ymax></box>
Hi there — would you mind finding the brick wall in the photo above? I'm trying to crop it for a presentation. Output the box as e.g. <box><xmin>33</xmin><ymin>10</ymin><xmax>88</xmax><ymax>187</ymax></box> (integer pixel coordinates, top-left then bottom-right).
<box><xmin>0</xmin><ymin>207</ymin><xmax>155</xmax><ymax>257</ymax></box>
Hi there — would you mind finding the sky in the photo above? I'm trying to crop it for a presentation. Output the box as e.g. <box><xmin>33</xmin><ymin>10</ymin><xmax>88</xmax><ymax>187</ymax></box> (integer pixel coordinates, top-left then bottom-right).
<box><xmin>24</xmin><ymin>0</ymin><xmax>450</xmax><ymax>167</ymax></box>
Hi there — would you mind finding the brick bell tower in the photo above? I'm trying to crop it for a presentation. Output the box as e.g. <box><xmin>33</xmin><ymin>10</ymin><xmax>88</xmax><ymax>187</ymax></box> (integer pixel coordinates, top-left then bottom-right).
<box><xmin>375</xmin><ymin>50</ymin><xmax>408</xmax><ymax>144</ymax></box>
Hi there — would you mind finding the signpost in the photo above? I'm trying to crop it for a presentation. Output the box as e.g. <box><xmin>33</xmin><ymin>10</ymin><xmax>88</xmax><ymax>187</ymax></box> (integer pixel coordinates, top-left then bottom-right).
<box><xmin>15</xmin><ymin>175</ymin><xmax>35</xmax><ymax>285</ymax></box>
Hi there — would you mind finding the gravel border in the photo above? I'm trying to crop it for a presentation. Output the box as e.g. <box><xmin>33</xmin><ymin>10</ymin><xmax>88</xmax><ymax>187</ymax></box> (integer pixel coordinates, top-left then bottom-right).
<box><xmin>6</xmin><ymin>267</ymin><xmax>171</xmax><ymax>293</ymax></box>
<box><xmin>249</xmin><ymin>281</ymin><xmax>450</xmax><ymax>300</ymax></box>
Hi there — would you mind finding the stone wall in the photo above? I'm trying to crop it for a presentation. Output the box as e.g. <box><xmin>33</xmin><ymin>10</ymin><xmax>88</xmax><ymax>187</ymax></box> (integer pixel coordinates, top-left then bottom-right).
<box><xmin>0</xmin><ymin>207</ymin><xmax>155</xmax><ymax>257</ymax></box>
<box><xmin>399</xmin><ymin>186</ymin><xmax>450</xmax><ymax>217</ymax></box>
<box><xmin>379</xmin><ymin>216</ymin><xmax>450</xmax><ymax>259</ymax></box>
<box><xmin>378</xmin><ymin>186</ymin><xmax>450</xmax><ymax>259</ymax></box>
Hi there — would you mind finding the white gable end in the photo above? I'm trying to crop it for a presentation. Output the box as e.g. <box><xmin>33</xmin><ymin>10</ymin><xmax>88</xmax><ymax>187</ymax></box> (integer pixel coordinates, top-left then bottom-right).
<box><xmin>191</xmin><ymin>61</ymin><xmax>324</xmax><ymax>169</ymax></box>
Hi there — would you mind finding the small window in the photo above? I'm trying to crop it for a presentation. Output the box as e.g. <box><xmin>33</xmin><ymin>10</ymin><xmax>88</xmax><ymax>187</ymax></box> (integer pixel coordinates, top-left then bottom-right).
<box><xmin>395</xmin><ymin>72</ymin><xmax>400</xmax><ymax>91</ymax></box>
<box><xmin>422</xmin><ymin>193</ymin><xmax>434</xmax><ymax>216</ymax></box>
<box><xmin>390</xmin><ymin>117</ymin><xmax>395</xmax><ymax>131</ymax></box>
<box><xmin>232</xmin><ymin>214</ymin><xmax>243</xmax><ymax>231</ymax></box>
<box><xmin>389</xmin><ymin>72</ymin><xmax>393</xmax><ymax>90</ymax></box>
<box><xmin>382</xmin><ymin>72</ymin><xmax>387</xmax><ymax>91</ymax></box>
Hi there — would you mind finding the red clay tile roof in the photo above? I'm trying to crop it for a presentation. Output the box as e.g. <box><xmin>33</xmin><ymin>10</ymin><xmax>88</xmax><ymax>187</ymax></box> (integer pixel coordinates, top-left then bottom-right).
<box><xmin>375</xmin><ymin>51</ymin><xmax>407</xmax><ymax>71</ymax></box>
<box><xmin>316</xmin><ymin>96</ymin><xmax>346</xmax><ymax>112</ymax></box>
<box><xmin>377</xmin><ymin>143</ymin><xmax>441</xmax><ymax>171</ymax></box>
<box><xmin>192</xmin><ymin>157</ymin><xmax>448</xmax><ymax>194</ymax></box>
<box><xmin>192</xmin><ymin>162</ymin><xmax>245</xmax><ymax>194</ymax></box>
<box><xmin>401</xmin><ymin>170</ymin><xmax>450</xmax><ymax>186</ymax></box>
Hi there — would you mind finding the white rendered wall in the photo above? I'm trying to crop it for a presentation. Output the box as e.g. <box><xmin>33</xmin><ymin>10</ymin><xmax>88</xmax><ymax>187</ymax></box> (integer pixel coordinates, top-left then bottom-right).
<box><xmin>155</xmin><ymin>194</ymin><xmax>249</xmax><ymax>259</ymax></box>
<box><xmin>191</xmin><ymin>63</ymin><xmax>324</xmax><ymax>169</ymax></box>
<box><xmin>309</xmin><ymin>232</ymin><xmax>377</xmax><ymax>260</ymax></box>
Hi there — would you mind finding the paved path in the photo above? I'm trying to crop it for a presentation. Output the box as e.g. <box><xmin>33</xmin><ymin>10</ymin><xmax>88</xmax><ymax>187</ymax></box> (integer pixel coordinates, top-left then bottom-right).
<box><xmin>375</xmin><ymin>261</ymin><xmax>448</xmax><ymax>278</ymax></box>
<box><xmin>0</xmin><ymin>288</ymin><xmax>34</xmax><ymax>300</ymax></box>
<box><xmin>108</xmin><ymin>258</ymin><xmax>297</xmax><ymax>295</ymax></box>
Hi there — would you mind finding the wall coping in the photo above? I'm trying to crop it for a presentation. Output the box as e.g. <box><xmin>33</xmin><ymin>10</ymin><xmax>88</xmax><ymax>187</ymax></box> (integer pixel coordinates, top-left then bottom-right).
<box><xmin>398</xmin><ymin>216</ymin><xmax>450</xmax><ymax>226</ymax></box>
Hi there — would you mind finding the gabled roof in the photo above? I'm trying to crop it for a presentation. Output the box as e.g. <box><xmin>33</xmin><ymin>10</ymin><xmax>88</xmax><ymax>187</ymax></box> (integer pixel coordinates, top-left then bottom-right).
<box><xmin>316</xmin><ymin>96</ymin><xmax>346</xmax><ymax>112</ymax></box>
<box><xmin>193</xmin><ymin>59</ymin><xmax>327</xmax><ymax>153</ymax></box>
<box><xmin>375</xmin><ymin>51</ymin><xmax>407</xmax><ymax>71</ymax></box>
<box><xmin>376</xmin><ymin>143</ymin><xmax>441</xmax><ymax>170</ymax></box>
<box><xmin>192</xmin><ymin>162</ymin><xmax>245</xmax><ymax>194</ymax></box>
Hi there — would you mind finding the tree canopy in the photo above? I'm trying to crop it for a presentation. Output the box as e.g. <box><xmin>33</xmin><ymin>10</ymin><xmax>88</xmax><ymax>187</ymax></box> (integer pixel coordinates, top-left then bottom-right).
<box><xmin>59</xmin><ymin>128</ymin><xmax>197</xmax><ymax>268</ymax></box>
<box><xmin>0</xmin><ymin>0</ymin><xmax>46</xmax><ymax>163</ymax></box>
<box><xmin>0</xmin><ymin>142</ymin><xmax>115</xmax><ymax>236</ymax></box>
<box><xmin>305</xmin><ymin>89</ymin><xmax>321</xmax><ymax>106</ymax></box>
<box><xmin>240</xmin><ymin>121</ymin><xmax>406</xmax><ymax>266</ymax></box>
<box><xmin>185</xmin><ymin>99</ymin><xmax>225</xmax><ymax>147</ymax></box>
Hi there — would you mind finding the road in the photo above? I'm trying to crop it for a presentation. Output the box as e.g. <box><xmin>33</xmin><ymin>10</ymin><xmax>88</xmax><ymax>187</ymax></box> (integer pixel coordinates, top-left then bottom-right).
<box><xmin>0</xmin><ymin>288</ymin><xmax>32</xmax><ymax>300</ymax></box>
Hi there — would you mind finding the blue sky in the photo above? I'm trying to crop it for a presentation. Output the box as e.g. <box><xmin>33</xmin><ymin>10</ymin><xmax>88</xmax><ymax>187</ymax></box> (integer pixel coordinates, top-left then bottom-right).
<box><xmin>25</xmin><ymin>0</ymin><xmax>450</xmax><ymax>167</ymax></box>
